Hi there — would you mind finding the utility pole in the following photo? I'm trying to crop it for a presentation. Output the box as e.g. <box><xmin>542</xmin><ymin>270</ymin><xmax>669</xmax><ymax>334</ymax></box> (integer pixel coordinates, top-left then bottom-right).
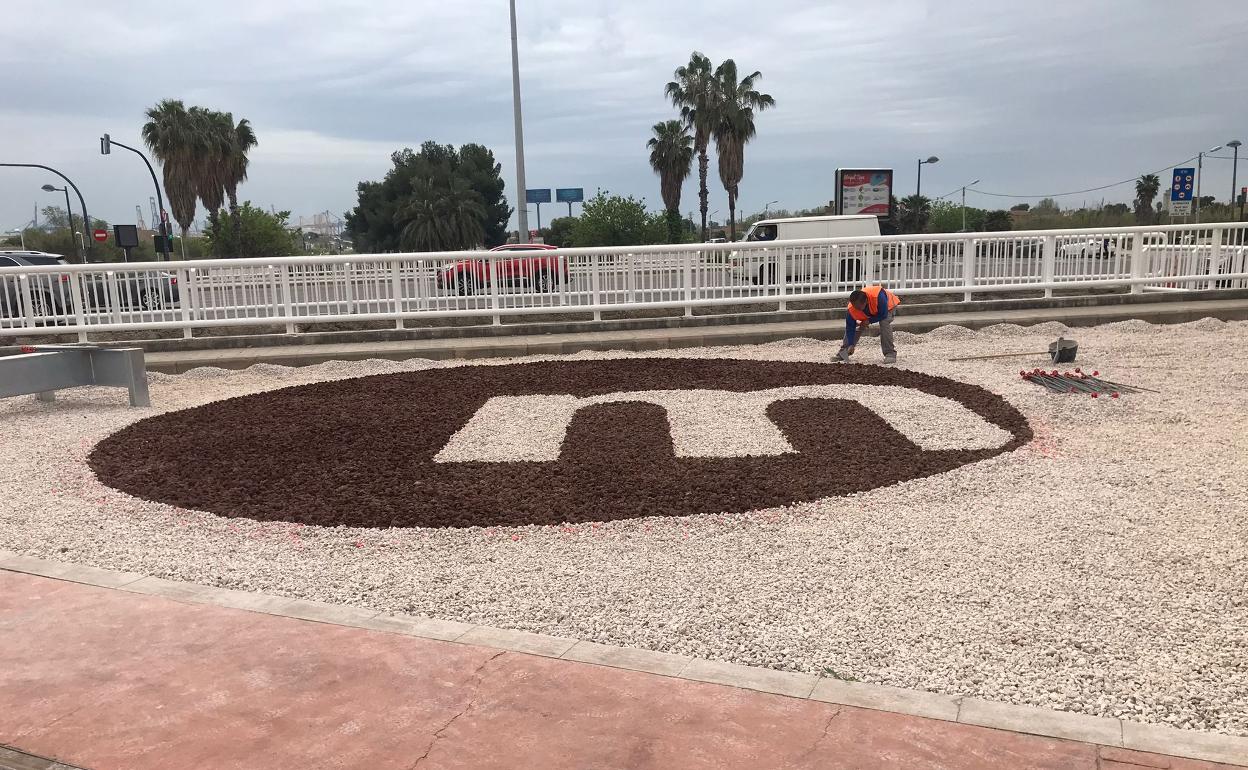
<box><xmin>1195</xmin><ymin>144</ymin><xmax>1222</xmax><ymax>224</ymax></box>
<box><xmin>509</xmin><ymin>0</ymin><xmax>530</xmax><ymax>243</ymax></box>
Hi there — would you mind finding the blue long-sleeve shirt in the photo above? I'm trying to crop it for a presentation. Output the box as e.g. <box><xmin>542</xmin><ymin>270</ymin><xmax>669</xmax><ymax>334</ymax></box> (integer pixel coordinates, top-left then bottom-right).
<box><xmin>844</xmin><ymin>289</ymin><xmax>892</xmax><ymax>348</ymax></box>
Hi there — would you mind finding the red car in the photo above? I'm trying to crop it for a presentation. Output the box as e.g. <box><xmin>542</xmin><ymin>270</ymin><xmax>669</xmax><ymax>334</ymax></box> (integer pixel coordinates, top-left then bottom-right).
<box><xmin>438</xmin><ymin>244</ymin><xmax>569</xmax><ymax>295</ymax></box>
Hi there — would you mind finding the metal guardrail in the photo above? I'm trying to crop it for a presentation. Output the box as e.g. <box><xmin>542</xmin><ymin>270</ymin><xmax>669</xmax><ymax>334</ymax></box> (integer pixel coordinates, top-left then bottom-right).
<box><xmin>0</xmin><ymin>345</ymin><xmax>150</xmax><ymax>406</ymax></box>
<box><xmin>2</xmin><ymin>222</ymin><xmax>1246</xmax><ymax>341</ymax></box>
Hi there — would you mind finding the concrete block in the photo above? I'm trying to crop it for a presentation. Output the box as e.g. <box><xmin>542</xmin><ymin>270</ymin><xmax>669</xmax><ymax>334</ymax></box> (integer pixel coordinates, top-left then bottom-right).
<box><xmin>1121</xmin><ymin>720</ymin><xmax>1248</xmax><ymax>766</ymax></box>
<box><xmin>958</xmin><ymin>698</ymin><xmax>1122</xmax><ymax>747</ymax></box>
<box><xmin>0</xmin><ymin>555</ymin><xmax>143</xmax><ymax>589</ymax></box>
<box><xmin>456</xmin><ymin>626</ymin><xmax>578</xmax><ymax>658</ymax></box>
<box><xmin>356</xmin><ymin>613</ymin><xmax>476</xmax><ymax>642</ymax></box>
<box><xmin>810</xmin><ymin>679</ymin><xmax>960</xmax><ymax>722</ymax></box>
<box><xmin>274</xmin><ymin>598</ymin><xmax>381</xmax><ymax>628</ymax></box>
<box><xmin>560</xmin><ymin>640</ymin><xmax>691</xmax><ymax>678</ymax></box>
<box><xmin>680</xmin><ymin>658</ymin><xmax>818</xmax><ymax>699</ymax></box>
<box><xmin>121</xmin><ymin>576</ymin><xmax>217</xmax><ymax>602</ymax></box>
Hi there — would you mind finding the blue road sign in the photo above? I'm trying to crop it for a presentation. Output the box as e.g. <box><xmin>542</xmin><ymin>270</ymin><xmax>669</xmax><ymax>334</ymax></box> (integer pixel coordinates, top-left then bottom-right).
<box><xmin>556</xmin><ymin>188</ymin><xmax>584</xmax><ymax>203</ymax></box>
<box><xmin>1171</xmin><ymin>168</ymin><xmax>1195</xmax><ymax>202</ymax></box>
<box><xmin>525</xmin><ymin>188</ymin><xmax>552</xmax><ymax>204</ymax></box>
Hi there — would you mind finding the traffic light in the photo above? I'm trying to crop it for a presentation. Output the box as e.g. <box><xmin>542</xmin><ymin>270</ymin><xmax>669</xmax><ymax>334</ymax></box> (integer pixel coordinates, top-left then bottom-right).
<box><xmin>100</xmin><ymin>134</ymin><xmax>111</xmax><ymax>155</ymax></box>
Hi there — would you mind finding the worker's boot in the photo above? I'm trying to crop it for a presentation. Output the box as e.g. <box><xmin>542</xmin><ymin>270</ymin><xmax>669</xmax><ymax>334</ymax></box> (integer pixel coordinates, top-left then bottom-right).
<box><xmin>883</xmin><ymin>353</ymin><xmax>897</xmax><ymax>365</ymax></box>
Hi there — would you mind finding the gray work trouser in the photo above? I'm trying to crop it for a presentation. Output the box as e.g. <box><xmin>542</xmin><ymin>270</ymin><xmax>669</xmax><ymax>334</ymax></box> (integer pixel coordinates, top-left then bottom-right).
<box><xmin>841</xmin><ymin>310</ymin><xmax>896</xmax><ymax>356</ymax></box>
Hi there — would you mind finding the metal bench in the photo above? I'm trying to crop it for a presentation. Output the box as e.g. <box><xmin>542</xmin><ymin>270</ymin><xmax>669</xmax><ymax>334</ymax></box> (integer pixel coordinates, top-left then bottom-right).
<box><xmin>0</xmin><ymin>345</ymin><xmax>150</xmax><ymax>407</ymax></box>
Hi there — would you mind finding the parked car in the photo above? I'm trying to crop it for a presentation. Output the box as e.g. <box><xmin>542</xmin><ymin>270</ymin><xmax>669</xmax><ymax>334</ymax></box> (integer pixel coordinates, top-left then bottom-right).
<box><xmin>0</xmin><ymin>252</ymin><xmax>179</xmax><ymax>319</ymax></box>
<box><xmin>1058</xmin><ymin>238</ymin><xmax>1118</xmax><ymax>259</ymax></box>
<box><xmin>436</xmin><ymin>244</ymin><xmax>569</xmax><ymax>295</ymax></box>
<box><xmin>729</xmin><ymin>215</ymin><xmax>881</xmax><ymax>285</ymax></box>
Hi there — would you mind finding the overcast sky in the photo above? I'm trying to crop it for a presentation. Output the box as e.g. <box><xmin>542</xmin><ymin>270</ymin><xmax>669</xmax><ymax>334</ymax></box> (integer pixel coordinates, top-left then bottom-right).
<box><xmin>2</xmin><ymin>0</ymin><xmax>1247</xmax><ymax>234</ymax></box>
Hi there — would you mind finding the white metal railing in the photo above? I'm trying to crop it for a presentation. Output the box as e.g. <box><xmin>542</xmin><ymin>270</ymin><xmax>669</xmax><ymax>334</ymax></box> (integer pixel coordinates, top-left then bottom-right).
<box><xmin>2</xmin><ymin>222</ymin><xmax>1246</xmax><ymax>341</ymax></box>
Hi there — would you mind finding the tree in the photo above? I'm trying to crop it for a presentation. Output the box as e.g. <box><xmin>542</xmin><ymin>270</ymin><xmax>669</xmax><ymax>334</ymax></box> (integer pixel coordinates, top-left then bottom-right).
<box><xmin>1010</xmin><ymin>203</ymin><xmax>1031</xmax><ymax>212</ymax></box>
<box><xmin>647</xmin><ymin>120</ymin><xmax>694</xmax><ymax>243</ymax></box>
<box><xmin>544</xmin><ymin>216</ymin><xmax>577</xmax><ymax>248</ymax></box>
<box><xmin>396</xmin><ymin>176</ymin><xmax>485</xmax><ymax>251</ymax></box>
<box><xmin>345</xmin><ymin>142</ymin><xmax>511</xmax><ymax>253</ymax></box>
<box><xmin>666</xmin><ymin>52</ymin><xmax>718</xmax><ymax>243</ymax></box>
<box><xmin>571</xmin><ymin>191</ymin><xmax>666</xmax><ymax>247</ymax></box>
<box><xmin>711</xmin><ymin>59</ymin><xmax>775</xmax><ymax>240</ymax></box>
<box><xmin>142</xmin><ymin>99</ymin><xmax>200</xmax><ymax>237</ymax></box>
<box><xmin>897</xmin><ymin>194</ymin><xmax>932</xmax><ymax>234</ymax></box>
<box><xmin>982</xmin><ymin>210</ymin><xmax>1013</xmax><ymax>231</ymax></box>
<box><xmin>1135</xmin><ymin>175</ymin><xmax>1160</xmax><ymax>224</ymax></box>
<box><xmin>204</xmin><ymin>202</ymin><xmax>300</xmax><ymax>258</ymax></box>
<box><xmin>225</xmin><ymin>117</ymin><xmax>258</xmax><ymax>248</ymax></box>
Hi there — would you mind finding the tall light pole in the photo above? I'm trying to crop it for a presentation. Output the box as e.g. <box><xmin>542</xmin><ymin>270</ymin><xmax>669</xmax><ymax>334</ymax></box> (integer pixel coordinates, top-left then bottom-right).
<box><xmin>1</xmin><ymin>163</ymin><xmax>91</xmax><ymax>263</ymax></box>
<box><xmin>7</xmin><ymin>229</ymin><xmax>25</xmax><ymax>249</ymax></box>
<box><xmin>764</xmin><ymin>200</ymin><xmax>778</xmax><ymax>218</ymax></box>
<box><xmin>40</xmin><ymin>184</ymin><xmax>82</xmax><ymax>261</ymax></box>
<box><xmin>960</xmin><ymin>179</ymin><xmax>979</xmax><ymax>231</ymax></box>
<box><xmin>917</xmin><ymin>156</ymin><xmax>939</xmax><ymax>197</ymax></box>
<box><xmin>1228</xmin><ymin>140</ymin><xmax>1242</xmax><ymax>209</ymax></box>
<box><xmin>1195</xmin><ymin>144</ymin><xmax>1222</xmax><ymax>223</ymax></box>
<box><xmin>509</xmin><ymin>0</ymin><xmax>530</xmax><ymax>244</ymax></box>
<box><xmin>100</xmin><ymin>134</ymin><xmax>172</xmax><ymax>260</ymax></box>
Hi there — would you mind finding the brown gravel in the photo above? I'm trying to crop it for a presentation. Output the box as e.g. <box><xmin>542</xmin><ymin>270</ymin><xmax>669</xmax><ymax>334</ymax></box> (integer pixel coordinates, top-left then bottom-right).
<box><xmin>89</xmin><ymin>359</ymin><xmax>1031</xmax><ymax>528</ymax></box>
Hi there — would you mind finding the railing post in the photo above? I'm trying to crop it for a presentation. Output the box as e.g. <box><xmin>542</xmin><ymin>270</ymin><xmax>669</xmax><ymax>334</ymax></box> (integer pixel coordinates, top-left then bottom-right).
<box><xmin>961</xmin><ymin>237</ymin><xmax>976</xmax><ymax>302</ymax></box>
<box><xmin>174</xmin><ymin>268</ymin><xmax>192</xmax><ymax>339</ymax></box>
<box><xmin>682</xmin><ymin>250</ymin><xmax>694</xmax><ymax>317</ymax></box>
<box><xmin>390</xmin><ymin>259</ymin><xmax>405</xmax><ymax>329</ymax></box>
<box><xmin>776</xmin><ymin>247</ymin><xmax>788</xmax><ymax>311</ymax></box>
<box><xmin>279</xmin><ymin>264</ymin><xmax>296</xmax><ymax>334</ymax></box>
<box><xmin>591</xmin><ymin>254</ymin><xmax>602</xmax><ymax>322</ymax></box>
<box><xmin>67</xmin><ymin>272</ymin><xmax>88</xmax><ymax>342</ymax></box>
<box><xmin>342</xmin><ymin>262</ymin><xmax>355</xmax><ymax>315</ymax></box>
<box><xmin>1129</xmin><ymin>232</ymin><xmax>1145</xmax><ymax>294</ymax></box>
<box><xmin>1041</xmin><ymin>235</ymin><xmax>1056</xmax><ymax>298</ymax></box>
<box><xmin>106</xmin><ymin>271</ymin><xmax>122</xmax><ymax>324</ymax></box>
<box><xmin>488</xmin><ymin>256</ymin><xmax>501</xmax><ymax>325</ymax></box>
<box><xmin>17</xmin><ymin>275</ymin><xmax>36</xmax><ymax>329</ymax></box>
<box><xmin>185</xmin><ymin>268</ymin><xmax>200</xmax><ymax>336</ymax></box>
<box><xmin>1208</xmin><ymin>227</ymin><xmax>1223</xmax><ymax>290</ymax></box>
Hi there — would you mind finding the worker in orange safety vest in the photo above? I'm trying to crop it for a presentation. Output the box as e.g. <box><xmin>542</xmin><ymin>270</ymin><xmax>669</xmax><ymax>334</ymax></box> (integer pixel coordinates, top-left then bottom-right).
<box><xmin>835</xmin><ymin>286</ymin><xmax>901</xmax><ymax>364</ymax></box>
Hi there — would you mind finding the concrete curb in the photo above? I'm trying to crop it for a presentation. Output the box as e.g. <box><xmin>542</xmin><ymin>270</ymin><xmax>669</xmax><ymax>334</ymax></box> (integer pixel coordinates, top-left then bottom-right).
<box><xmin>1</xmin><ymin>554</ymin><xmax>1245</xmax><ymax>766</ymax></box>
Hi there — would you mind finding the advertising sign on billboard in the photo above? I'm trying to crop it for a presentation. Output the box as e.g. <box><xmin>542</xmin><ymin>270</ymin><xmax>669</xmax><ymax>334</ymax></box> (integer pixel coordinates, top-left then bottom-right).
<box><xmin>835</xmin><ymin>169</ymin><xmax>894</xmax><ymax>218</ymax></box>
<box><xmin>555</xmin><ymin>188</ymin><xmax>584</xmax><ymax>203</ymax></box>
<box><xmin>525</xmin><ymin>188</ymin><xmax>552</xmax><ymax>204</ymax></box>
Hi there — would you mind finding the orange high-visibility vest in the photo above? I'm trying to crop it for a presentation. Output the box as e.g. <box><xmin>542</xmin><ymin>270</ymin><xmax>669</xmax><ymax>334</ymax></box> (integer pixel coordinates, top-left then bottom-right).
<box><xmin>847</xmin><ymin>286</ymin><xmax>901</xmax><ymax>322</ymax></box>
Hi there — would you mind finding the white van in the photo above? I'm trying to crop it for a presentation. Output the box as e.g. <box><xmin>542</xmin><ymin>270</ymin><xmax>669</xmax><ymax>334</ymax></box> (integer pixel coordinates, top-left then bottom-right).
<box><xmin>730</xmin><ymin>215</ymin><xmax>881</xmax><ymax>285</ymax></box>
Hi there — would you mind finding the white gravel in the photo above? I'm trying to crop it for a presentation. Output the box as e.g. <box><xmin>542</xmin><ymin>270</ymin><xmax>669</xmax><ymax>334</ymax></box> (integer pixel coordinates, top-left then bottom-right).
<box><xmin>2</xmin><ymin>318</ymin><xmax>1247</xmax><ymax>736</ymax></box>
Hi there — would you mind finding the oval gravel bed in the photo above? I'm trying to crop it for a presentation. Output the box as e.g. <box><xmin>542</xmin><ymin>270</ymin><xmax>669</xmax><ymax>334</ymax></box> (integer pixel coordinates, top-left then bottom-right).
<box><xmin>90</xmin><ymin>359</ymin><xmax>1030</xmax><ymax>528</ymax></box>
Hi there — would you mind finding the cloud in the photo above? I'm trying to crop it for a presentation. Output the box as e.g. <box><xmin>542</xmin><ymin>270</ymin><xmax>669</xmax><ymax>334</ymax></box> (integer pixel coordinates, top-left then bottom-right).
<box><xmin>2</xmin><ymin>0</ymin><xmax>1247</xmax><ymax>233</ymax></box>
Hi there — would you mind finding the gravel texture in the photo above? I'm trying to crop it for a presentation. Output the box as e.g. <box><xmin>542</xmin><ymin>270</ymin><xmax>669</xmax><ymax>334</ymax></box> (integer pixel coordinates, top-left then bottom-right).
<box><xmin>2</xmin><ymin>318</ymin><xmax>1247</xmax><ymax>737</ymax></box>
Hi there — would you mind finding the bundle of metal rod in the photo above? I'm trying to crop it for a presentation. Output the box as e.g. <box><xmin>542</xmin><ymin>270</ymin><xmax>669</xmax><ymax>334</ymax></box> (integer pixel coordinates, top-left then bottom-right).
<box><xmin>1018</xmin><ymin>368</ymin><xmax>1135</xmax><ymax>398</ymax></box>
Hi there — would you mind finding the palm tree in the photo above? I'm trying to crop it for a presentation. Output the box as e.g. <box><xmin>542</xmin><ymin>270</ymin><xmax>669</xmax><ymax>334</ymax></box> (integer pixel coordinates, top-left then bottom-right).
<box><xmin>897</xmin><ymin>194</ymin><xmax>932</xmax><ymax>233</ymax></box>
<box><xmin>666</xmin><ymin>52</ymin><xmax>717</xmax><ymax>242</ymax></box>
<box><xmin>193</xmin><ymin>108</ymin><xmax>234</xmax><ymax>225</ymax></box>
<box><xmin>647</xmin><ymin>120</ymin><xmax>694</xmax><ymax>242</ymax></box>
<box><xmin>225</xmin><ymin>118</ymin><xmax>258</xmax><ymax>247</ymax></box>
<box><xmin>710</xmin><ymin>59</ymin><xmax>775</xmax><ymax>240</ymax></box>
<box><xmin>396</xmin><ymin>177</ymin><xmax>486</xmax><ymax>252</ymax></box>
<box><xmin>142</xmin><ymin>99</ymin><xmax>201</xmax><ymax>238</ymax></box>
<box><xmin>1135</xmin><ymin>174</ymin><xmax>1160</xmax><ymax>224</ymax></box>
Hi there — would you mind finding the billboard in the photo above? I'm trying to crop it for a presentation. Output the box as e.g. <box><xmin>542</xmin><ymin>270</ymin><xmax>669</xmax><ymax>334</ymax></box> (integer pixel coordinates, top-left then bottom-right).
<box><xmin>1170</xmin><ymin>168</ymin><xmax>1194</xmax><ymax>216</ymax></box>
<box><xmin>556</xmin><ymin>188</ymin><xmax>584</xmax><ymax>203</ymax></box>
<box><xmin>525</xmin><ymin>188</ymin><xmax>552</xmax><ymax>204</ymax></box>
<box><xmin>835</xmin><ymin>168</ymin><xmax>894</xmax><ymax>218</ymax></box>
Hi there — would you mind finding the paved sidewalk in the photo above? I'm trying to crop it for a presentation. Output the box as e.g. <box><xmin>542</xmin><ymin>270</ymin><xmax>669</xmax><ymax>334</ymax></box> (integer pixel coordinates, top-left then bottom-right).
<box><xmin>142</xmin><ymin>298</ymin><xmax>1248</xmax><ymax>372</ymax></box>
<box><xmin>1</xmin><ymin>570</ymin><xmax>1243</xmax><ymax>770</ymax></box>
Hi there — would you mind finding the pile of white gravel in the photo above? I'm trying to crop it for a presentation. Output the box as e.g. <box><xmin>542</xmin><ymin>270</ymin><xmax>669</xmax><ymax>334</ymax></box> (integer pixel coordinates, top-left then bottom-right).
<box><xmin>2</xmin><ymin>318</ymin><xmax>1246</xmax><ymax>736</ymax></box>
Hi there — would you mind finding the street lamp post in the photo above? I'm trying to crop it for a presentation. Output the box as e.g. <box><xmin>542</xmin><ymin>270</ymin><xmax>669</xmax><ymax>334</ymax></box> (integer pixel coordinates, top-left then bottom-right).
<box><xmin>763</xmin><ymin>200</ymin><xmax>778</xmax><ymax>218</ymax></box>
<box><xmin>100</xmin><ymin>134</ymin><xmax>172</xmax><ymax>260</ymax></box>
<box><xmin>1</xmin><ymin>163</ymin><xmax>91</xmax><ymax>263</ymax></box>
<box><xmin>1195</xmin><ymin>144</ymin><xmax>1222</xmax><ymax>223</ymax></box>
<box><xmin>7</xmin><ymin>229</ymin><xmax>25</xmax><ymax>250</ymax></box>
<box><xmin>171</xmin><ymin>234</ymin><xmax>188</xmax><ymax>260</ymax></box>
<box><xmin>917</xmin><ymin>156</ymin><xmax>939</xmax><ymax>197</ymax></box>
<box><xmin>960</xmin><ymin>180</ymin><xmax>979</xmax><ymax>231</ymax></box>
<box><xmin>40</xmin><ymin>184</ymin><xmax>81</xmax><ymax>261</ymax></box>
<box><xmin>509</xmin><ymin>0</ymin><xmax>530</xmax><ymax>244</ymax></box>
<box><xmin>1228</xmin><ymin>140</ymin><xmax>1242</xmax><ymax>209</ymax></box>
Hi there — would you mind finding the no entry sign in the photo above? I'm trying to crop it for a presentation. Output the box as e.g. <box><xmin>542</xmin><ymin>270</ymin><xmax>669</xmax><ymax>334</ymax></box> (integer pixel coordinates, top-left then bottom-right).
<box><xmin>92</xmin><ymin>229</ymin><xmax>108</xmax><ymax>243</ymax></box>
